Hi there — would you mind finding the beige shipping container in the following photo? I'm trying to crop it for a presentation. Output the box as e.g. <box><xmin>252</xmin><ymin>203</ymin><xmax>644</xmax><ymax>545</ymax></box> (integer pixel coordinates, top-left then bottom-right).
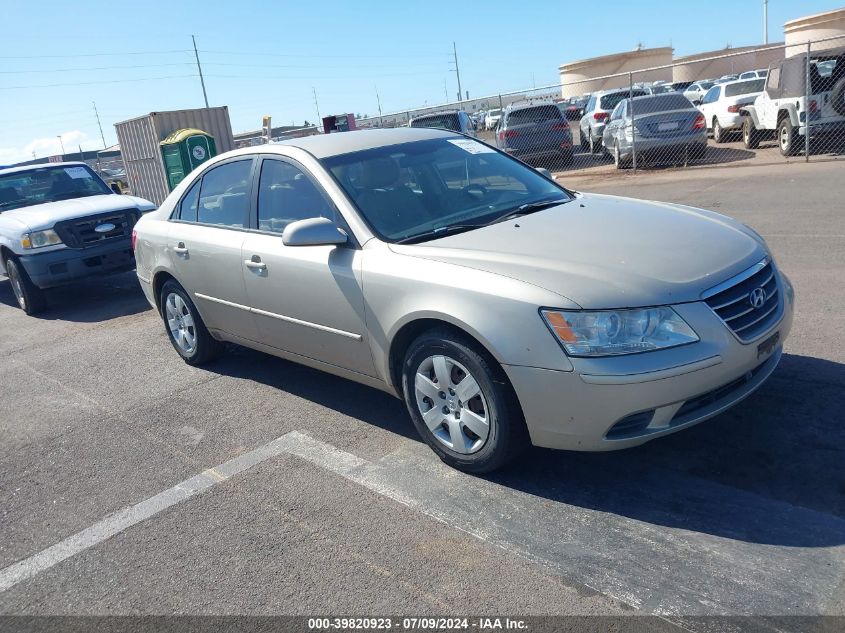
<box><xmin>114</xmin><ymin>106</ymin><xmax>234</xmax><ymax>206</ymax></box>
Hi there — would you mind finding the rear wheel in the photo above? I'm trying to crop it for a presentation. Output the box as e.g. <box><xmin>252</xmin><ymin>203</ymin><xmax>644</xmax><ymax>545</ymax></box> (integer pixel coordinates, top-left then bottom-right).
<box><xmin>589</xmin><ymin>133</ymin><xmax>600</xmax><ymax>154</ymax></box>
<box><xmin>5</xmin><ymin>256</ymin><xmax>46</xmax><ymax>315</ymax></box>
<box><xmin>743</xmin><ymin>116</ymin><xmax>760</xmax><ymax>149</ymax></box>
<box><xmin>401</xmin><ymin>328</ymin><xmax>528</xmax><ymax>473</ymax></box>
<box><xmin>159</xmin><ymin>279</ymin><xmax>224</xmax><ymax>365</ymax></box>
<box><xmin>778</xmin><ymin>117</ymin><xmax>800</xmax><ymax>156</ymax></box>
<box><xmin>613</xmin><ymin>141</ymin><xmax>627</xmax><ymax>170</ymax></box>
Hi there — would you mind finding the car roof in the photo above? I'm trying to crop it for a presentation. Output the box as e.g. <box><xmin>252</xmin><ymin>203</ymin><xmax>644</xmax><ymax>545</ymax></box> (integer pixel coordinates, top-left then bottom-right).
<box><xmin>505</xmin><ymin>101</ymin><xmax>558</xmax><ymax>111</ymax></box>
<box><xmin>0</xmin><ymin>161</ymin><xmax>89</xmax><ymax>176</ymax></box>
<box><xmin>411</xmin><ymin>110</ymin><xmax>461</xmax><ymax>118</ymax></box>
<box><xmin>720</xmin><ymin>77</ymin><xmax>765</xmax><ymax>88</ymax></box>
<box><xmin>270</xmin><ymin>127</ymin><xmax>459</xmax><ymax>159</ymax></box>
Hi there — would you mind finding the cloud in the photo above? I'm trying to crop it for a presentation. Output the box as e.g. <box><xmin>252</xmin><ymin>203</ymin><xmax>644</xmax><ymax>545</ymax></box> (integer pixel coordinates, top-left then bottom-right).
<box><xmin>0</xmin><ymin>130</ymin><xmax>104</xmax><ymax>165</ymax></box>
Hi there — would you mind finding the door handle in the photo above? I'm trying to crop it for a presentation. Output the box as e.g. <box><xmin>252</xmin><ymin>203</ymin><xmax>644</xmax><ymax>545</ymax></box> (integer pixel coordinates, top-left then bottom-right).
<box><xmin>244</xmin><ymin>256</ymin><xmax>267</xmax><ymax>271</ymax></box>
<box><xmin>173</xmin><ymin>242</ymin><xmax>189</xmax><ymax>255</ymax></box>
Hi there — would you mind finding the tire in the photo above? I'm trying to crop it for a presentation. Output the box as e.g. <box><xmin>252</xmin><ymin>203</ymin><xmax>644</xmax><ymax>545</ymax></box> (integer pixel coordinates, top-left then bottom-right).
<box><xmin>589</xmin><ymin>133</ymin><xmax>601</xmax><ymax>155</ymax></box>
<box><xmin>830</xmin><ymin>76</ymin><xmax>845</xmax><ymax>117</ymax></box>
<box><xmin>159</xmin><ymin>279</ymin><xmax>224</xmax><ymax>365</ymax></box>
<box><xmin>712</xmin><ymin>118</ymin><xmax>725</xmax><ymax>144</ymax></box>
<box><xmin>743</xmin><ymin>116</ymin><xmax>760</xmax><ymax>149</ymax></box>
<box><xmin>5</xmin><ymin>256</ymin><xmax>47</xmax><ymax>315</ymax></box>
<box><xmin>401</xmin><ymin>328</ymin><xmax>529</xmax><ymax>474</ymax></box>
<box><xmin>778</xmin><ymin>116</ymin><xmax>800</xmax><ymax>156</ymax></box>
<box><xmin>613</xmin><ymin>141</ymin><xmax>627</xmax><ymax>170</ymax></box>
<box><xmin>579</xmin><ymin>128</ymin><xmax>589</xmax><ymax>151</ymax></box>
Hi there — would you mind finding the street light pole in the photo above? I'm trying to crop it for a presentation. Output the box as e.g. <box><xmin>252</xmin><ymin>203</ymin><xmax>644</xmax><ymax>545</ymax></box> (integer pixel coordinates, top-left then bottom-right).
<box><xmin>192</xmin><ymin>34</ymin><xmax>209</xmax><ymax>108</ymax></box>
<box><xmin>56</xmin><ymin>135</ymin><xmax>66</xmax><ymax>155</ymax></box>
<box><xmin>763</xmin><ymin>0</ymin><xmax>768</xmax><ymax>44</ymax></box>
<box><xmin>453</xmin><ymin>41</ymin><xmax>463</xmax><ymax>107</ymax></box>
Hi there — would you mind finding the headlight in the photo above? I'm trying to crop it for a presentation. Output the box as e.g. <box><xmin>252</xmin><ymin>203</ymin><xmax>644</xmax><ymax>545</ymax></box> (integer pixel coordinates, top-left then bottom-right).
<box><xmin>541</xmin><ymin>307</ymin><xmax>699</xmax><ymax>357</ymax></box>
<box><xmin>22</xmin><ymin>229</ymin><xmax>62</xmax><ymax>249</ymax></box>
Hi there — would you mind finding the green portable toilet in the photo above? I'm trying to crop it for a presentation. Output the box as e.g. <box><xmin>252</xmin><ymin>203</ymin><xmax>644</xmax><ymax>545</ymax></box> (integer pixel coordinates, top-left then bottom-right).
<box><xmin>160</xmin><ymin>128</ymin><xmax>217</xmax><ymax>191</ymax></box>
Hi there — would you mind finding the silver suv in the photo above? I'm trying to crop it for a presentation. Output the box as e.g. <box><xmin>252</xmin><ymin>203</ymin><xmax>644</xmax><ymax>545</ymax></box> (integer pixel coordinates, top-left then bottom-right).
<box><xmin>579</xmin><ymin>88</ymin><xmax>647</xmax><ymax>153</ymax></box>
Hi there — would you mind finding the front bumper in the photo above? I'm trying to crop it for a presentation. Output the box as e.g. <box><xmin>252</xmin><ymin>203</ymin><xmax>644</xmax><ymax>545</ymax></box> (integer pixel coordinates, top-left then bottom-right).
<box><xmin>19</xmin><ymin>238</ymin><xmax>135</xmax><ymax>289</ymax></box>
<box><xmin>504</xmin><ymin>272</ymin><xmax>795</xmax><ymax>451</ymax></box>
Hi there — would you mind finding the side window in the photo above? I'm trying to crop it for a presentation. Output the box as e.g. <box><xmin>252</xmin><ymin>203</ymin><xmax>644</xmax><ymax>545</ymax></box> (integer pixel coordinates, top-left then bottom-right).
<box><xmin>767</xmin><ymin>66</ymin><xmax>781</xmax><ymax>95</ymax></box>
<box><xmin>585</xmin><ymin>96</ymin><xmax>595</xmax><ymax>113</ymax></box>
<box><xmin>702</xmin><ymin>86</ymin><xmax>720</xmax><ymax>104</ymax></box>
<box><xmin>610</xmin><ymin>101</ymin><xmax>624</xmax><ymax>120</ymax></box>
<box><xmin>196</xmin><ymin>160</ymin><xmax>252</xmax><ymax>228</ymax></box>
<box><xmin>177</xmin><ymin>179</ymin><xmax>200</xmax><ymax>221</ymax></box>
<box><xmin>257</xmin><ymin>159</ymin><xmax>336</xmax><ymax>234</ymax></box>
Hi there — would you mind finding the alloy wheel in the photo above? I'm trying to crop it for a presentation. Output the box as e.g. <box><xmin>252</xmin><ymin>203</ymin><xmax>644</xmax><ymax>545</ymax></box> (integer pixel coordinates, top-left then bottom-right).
<box><xmin>413</xmin><ymin>354</ymin><xmax>489</xmax><ymax>454</ymax></box>
<box><xmin>7</xmin><ymin>264</ymin><xmax>25</xmax><ymax>310</ymax></box>
<box><xmin>165</xmin><ymin>292</ymin><xmax>197</xmax><ymax>355</ymax></box>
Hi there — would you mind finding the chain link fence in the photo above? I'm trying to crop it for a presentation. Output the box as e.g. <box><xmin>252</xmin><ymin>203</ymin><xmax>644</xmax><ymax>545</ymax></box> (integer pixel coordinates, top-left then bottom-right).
<box><xmin>357</xmin><ymin>36</ymin><xmax>845</xmax><ymax>175</ymax></box>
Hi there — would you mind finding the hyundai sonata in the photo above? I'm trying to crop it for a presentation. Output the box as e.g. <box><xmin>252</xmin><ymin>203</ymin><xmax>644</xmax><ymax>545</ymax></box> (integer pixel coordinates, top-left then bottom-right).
<box><xmin>132</xmin><ymin>128</ymin><xmax>793</xmax><ymax>472</ymax></box>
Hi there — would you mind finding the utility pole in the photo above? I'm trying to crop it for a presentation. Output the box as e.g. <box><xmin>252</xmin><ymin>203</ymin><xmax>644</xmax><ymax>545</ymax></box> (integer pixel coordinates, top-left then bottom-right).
<box><xmin>312</xmin><ymin>87</ymin><xmax>322</xmax><ymax>128</ymax></box>
<box><xmin>192</xmin><ymin>35</ymin><xmax>209</xmax><ymax>108</ymax></box>
<box><xmin>375</xmin><ymin>86</ymin><xmax>383</xmax><ymax>127</ymax></box>
<box><xmin>763</xmin><ymin>0</ymin><xmax>768</xmax><ymax>44</ymax></box>
<box><xmin>92</xmin><ymin>101</ymin><xmax>107</xmax><ymax>149</ymax></box>
<box><xmin>56</xmin><ymin>135</ymin><xmax>65</xmax><ymax>155</ymax></box>
<box><xmin>444</xmin><ymin>79</ymin><xmax>449</xmax><ymax>102</ymax></box>
<box><xmin>452</xmin><ymin>42</ymin><xmax>463</xmax><ymax>107</ymax></box>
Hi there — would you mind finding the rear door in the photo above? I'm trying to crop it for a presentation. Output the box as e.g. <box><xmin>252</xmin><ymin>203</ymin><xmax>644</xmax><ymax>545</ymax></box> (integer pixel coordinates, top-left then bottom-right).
<box><xmin>168</xmin><ymin>156</ymin><xmax>258</xmax><ymax>340</ymax></box>
<box><xmin>240</xmin><ymin>156</ymin><xmax>376</xmax><ymax>377</ymax></box>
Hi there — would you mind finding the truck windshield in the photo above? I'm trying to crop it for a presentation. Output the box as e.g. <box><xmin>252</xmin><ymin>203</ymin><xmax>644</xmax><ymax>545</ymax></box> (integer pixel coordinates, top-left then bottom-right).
<box><xmin>0</xmin><ymin>165</ymin><xmax>112</xmax><ymax>212</ymax></box>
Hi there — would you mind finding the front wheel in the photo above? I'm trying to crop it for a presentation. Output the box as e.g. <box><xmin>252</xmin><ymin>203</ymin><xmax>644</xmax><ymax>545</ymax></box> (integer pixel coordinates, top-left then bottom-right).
<box><xmin>778</xmin><ymin>117</ymin><xmax>800</xmax><ymax>156</ymax></box>
<box><xmin>401</xmin><ymin>328</ymin><xmax>528</xmax><ymax>473</ymax></box>
<box><xmin>5</xmin><ymin>256</ymin><xmax>46</xmax><ymax>315</ymax></box>
<box><xmin>159</xmin><ymin>279</ymin><xmax>224</xmax><ymax>365</ymax></box>
<box><xmin>743</xmin><ymin>117</ymin><xmax>760</xmax><ymax>149</ymax></box>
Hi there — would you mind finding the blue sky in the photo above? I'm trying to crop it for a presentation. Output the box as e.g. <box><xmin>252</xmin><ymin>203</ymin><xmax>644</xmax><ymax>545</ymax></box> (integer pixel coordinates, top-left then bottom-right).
<box><xmin>1</xmin><ymin>0</ymin><xmax>841</xmax><ymax>163</ymax></box>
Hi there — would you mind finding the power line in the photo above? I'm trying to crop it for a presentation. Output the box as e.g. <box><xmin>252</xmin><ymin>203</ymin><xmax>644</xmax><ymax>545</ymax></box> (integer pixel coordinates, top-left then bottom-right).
<box><xmin>199</xmin><ymin>49</ymin><xmax>450</xmax><ymax>59</ymax></box>
<box><xmin>0</xmin><ymin>75</ymin><xmax>197</xmax><ymax>90</ymax></box>
<box><xmin>0</xmin><ymin>49</ymin><xmax>192</xmax><ymax>59</ymax></box>
<box><xmin>0</xmin><ymin>62</ymin><xmax>193</xmax><ymax>74</ymax></box>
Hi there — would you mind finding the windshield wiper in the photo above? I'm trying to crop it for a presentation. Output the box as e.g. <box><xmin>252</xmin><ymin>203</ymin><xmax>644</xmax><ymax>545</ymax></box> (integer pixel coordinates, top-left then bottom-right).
<box><xmin>482</xmin><ymin>198</ymin><xmax>569</xmax><ymax>227</ymax></box>
<box><xmin>394</xmin><ymin>224</ymin><xmax>480</xmax><ymax>245</ymax></box>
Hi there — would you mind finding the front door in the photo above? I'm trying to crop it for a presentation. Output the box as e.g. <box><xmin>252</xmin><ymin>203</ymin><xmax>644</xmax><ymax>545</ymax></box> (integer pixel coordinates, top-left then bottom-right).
<box><xmin>240</xmin><ymin>157</ymin><xmax>376</xmax><ymax>377</ymax></box>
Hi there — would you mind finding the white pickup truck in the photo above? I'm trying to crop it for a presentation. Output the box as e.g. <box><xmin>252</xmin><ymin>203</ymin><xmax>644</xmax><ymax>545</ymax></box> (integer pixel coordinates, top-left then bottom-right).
<box><xmin>0</xmin><ymin>162</ymin><xmax>155</xmax><ymax>314</ymax></box>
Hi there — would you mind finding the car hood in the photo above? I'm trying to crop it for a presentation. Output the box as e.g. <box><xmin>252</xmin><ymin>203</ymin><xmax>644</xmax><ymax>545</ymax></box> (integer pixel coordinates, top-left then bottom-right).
<box><xmin>2</xmin><ymin>194</ymin><xmax>153</xmax><ymax>232</ymax></box>
<box><xmin>389</xmin><ymin>193</ymin><xmax>766</xmax><ymax>309</ymax></box>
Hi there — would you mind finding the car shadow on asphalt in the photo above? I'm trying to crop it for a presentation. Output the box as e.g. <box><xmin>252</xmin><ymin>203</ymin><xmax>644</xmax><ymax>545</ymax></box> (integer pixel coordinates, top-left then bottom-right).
<box><xmin>210</xmin><ymin>345</ymin><xmax>845</xmax><ymax>547</ymax></box>
<box><xmin>486</xmin><ymin>352</ymin><xmax>845</xmax><ymax>547</ymax></box>
<box><xmin>0</xmin><ymin>271</ymin><xmax>150</xmax><ymax>322</ymax></box>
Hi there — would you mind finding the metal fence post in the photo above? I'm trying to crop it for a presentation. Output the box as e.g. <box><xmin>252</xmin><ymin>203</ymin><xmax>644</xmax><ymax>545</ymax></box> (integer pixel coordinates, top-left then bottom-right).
<box><xmin>805</xmin><ymin>40</ymin><xmax>811</xmax><ymax>162</ymax></box>
<box><xmin>629</xmin><ymin>72</ymin><xmax>637</xmax><ymax>172</ymax></box>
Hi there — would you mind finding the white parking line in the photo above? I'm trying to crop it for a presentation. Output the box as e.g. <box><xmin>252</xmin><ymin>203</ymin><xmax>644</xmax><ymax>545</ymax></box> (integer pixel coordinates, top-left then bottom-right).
<box><xmin>0</xmin><ymin>433</ymin><xmax>301</xmax><ymax>593</ymax></box>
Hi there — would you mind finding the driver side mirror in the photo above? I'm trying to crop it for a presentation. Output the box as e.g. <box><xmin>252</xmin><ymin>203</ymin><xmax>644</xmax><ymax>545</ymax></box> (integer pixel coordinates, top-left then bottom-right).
<box><xmin>693</xmin><ymin>99</ymin><xmax>703</xmax><ymax>106</ymax></box>
<box><xmin>282</xmin><ymin>217</ymin><xmax>348</xmax><ymax>247</ymax></box>
<box><xmin>535</xmin><ymin>167</ymin><xmax>553</xmax><ymax>179</ymax></box>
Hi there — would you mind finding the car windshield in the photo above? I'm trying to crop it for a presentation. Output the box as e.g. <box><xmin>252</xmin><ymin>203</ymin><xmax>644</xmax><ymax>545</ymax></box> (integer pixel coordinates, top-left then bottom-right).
<box><xmin>321</xmin><ymin>137</ymin><xmax>572</xmax><ymax>243</ymax></box>
<box><xmin>725</xmin><ymin>79</ymin><xmax>765</xmax><ymax>96</ymax></box>
<box><xmin>630</xmin><ymin>93</ymin><xmax>694</xmax><ymax>114</ymax></box>
<box><xmin>411</xmin><ymin>113</ymin><xmax>461</xmax><ymax>132</ymax></box>
<box><xmin>0</xmin><ymin>164</ymin><xmax>111</xmax><ymax>212</ymax></box>
<box><xmin>599</xmin><ymin>90</ymin><xmax>646</xmax><ymax>110</ymax></box>
<box><xmin>507</xmin><ymin>105</ymin><xmax>562</xmax><ymax>124</ymax></box>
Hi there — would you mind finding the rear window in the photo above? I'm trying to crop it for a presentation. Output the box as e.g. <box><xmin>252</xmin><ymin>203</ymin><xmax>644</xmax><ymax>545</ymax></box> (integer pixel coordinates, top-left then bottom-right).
<box><xmin>725</xmin><ymin>79</ymin><xmax>765</xmax><ymax>96</ymax></box>
<box><xmin>630</xmin><ymin>94</ymin><xmax>694</xmax><ymax>114</ymax></box>
<box><xmin>411</xmin><ymin>113</ymin><xmax>461</xmax><ymax>132</ymax></box>
<box><xmin>506</xmin><ymin>105</ymin><xmax>563</xmax><ymax>124</ymax></box>
<box><xmin>600</xmin><ymin>90</ymin><xmax>646</xmax><ymax>110</ymax></box>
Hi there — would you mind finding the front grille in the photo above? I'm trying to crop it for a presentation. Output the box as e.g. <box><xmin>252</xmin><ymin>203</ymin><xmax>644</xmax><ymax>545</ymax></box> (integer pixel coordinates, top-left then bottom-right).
<box><xmin>704</xmin><ymin>260</ymin><xmax>781</xmax><ymax>342</ymax></box>
<box><xmin>54</xmin><ymin>209</ymin><xmax>138</xmax><ymax>249</ymax></box>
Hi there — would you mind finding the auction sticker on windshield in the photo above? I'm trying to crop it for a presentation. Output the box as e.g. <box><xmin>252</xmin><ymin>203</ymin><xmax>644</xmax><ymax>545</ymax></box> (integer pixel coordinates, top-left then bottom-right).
<box><xmin>64</xmin><ymin>166</ymin><xmax>92</xmax><ymax>179</ymax></box>
<box><xmin>447</xmin><ymin>139</ymin><xmax>496</xmax><ymax>154</ymax></box>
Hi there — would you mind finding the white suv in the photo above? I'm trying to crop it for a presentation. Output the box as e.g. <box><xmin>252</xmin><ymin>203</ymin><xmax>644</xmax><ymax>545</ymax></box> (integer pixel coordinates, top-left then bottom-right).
<box><xmin>742</xmin><ymin>49</ymin><xmax>845</xmax><ymax>155</ymax></box>
<box><xmin>0</xmin><ymin>162</ymin><xmax>155</xmax><ymax>314</ymax></box>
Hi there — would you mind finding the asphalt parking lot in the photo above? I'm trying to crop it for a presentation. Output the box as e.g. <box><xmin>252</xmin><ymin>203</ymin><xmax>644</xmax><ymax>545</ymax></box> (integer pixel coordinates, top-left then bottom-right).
<box><xmin>1</xmin><ymin>160</ymin><xmax>843</xmax><ymax>622</ymax></box>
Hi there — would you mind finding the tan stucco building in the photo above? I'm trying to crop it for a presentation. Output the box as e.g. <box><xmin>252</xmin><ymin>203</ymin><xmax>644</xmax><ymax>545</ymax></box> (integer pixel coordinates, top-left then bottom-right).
<box><xmin>558</xmin><ymin>47</ymin><xmax>673</xmax><ymax>98</ymax></box>
<box><xmin>672</xmin><ymin>44</ymin><xmax>785</xmax><ymax>82</ymax></box>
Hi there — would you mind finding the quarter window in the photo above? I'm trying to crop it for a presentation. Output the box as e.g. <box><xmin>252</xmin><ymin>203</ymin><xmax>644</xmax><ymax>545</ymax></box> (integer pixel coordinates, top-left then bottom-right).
<box><xmin>196</xmin><ymin>160</ymin><xmax>252</xmax><ymax>228</ymax></box>
<box><xmin>177</xmin><ymin>180</ymin><xmax>200</xmax><ymax>221</ymax></box>
<box><xmin>257</xmin><ymin>159</ymin><xmax>336</xmax><ymax>234</ymax></box>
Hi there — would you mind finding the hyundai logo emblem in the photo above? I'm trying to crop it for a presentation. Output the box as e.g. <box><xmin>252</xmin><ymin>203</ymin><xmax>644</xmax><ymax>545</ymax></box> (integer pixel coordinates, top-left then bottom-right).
<box><xmin>748</xmin><ymin>287</ymin><xmax>767</xmax><ymax>309</ymax></box>
<box><xmin>94</xmin><ymin>222</ymin><xmax>116</xmax><ymax>234</ymax></box>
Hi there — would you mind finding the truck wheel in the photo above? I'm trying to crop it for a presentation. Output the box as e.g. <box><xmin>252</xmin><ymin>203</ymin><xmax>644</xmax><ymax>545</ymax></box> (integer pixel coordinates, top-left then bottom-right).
<box><xmin>401</xmin><ymin>328</ymin><xmax>529</xmax><ymax>474</ymax></box>
<box><xmin>5</xmin><ymin>256</ymin><xmax>47</xmax><ymax>315</ymax></box>
<box><xmin>778</xmin><ymin>117</ymin><xmax>800</xmax><ymax>156</ymax></box>
<box><xmin>159</xmin><ymin>279</ymin><xmax>224</xmax><ymax>365</ymax></box>
<box><xmin>713</xmin><ymin>118</ymin><xmax>725</xmax><ymax>144</ymax></box>
<box><xmin>743</xmin><ymin>117</ymin><xmax>760</xmax><ymax>149</ymax></box>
